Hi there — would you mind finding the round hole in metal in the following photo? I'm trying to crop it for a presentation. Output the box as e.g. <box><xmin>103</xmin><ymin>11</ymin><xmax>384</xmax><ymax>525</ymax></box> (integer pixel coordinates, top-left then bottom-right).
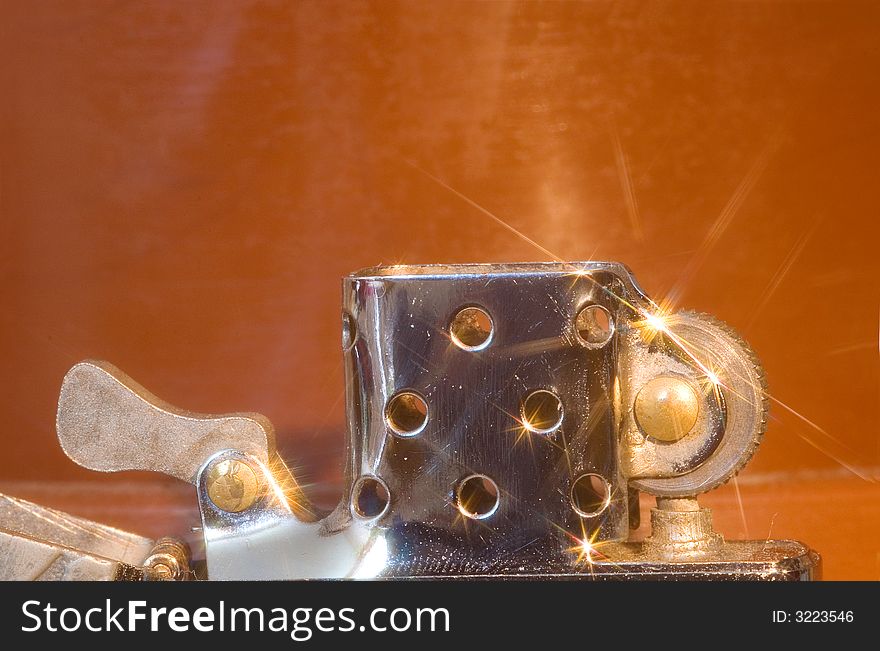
<box><xmin>456</xmin><ymin>474</ymin><xmax>500</xmax><ymax>520</ymax></box>
<box><xmin>575</xmin><ymin>304</ymin><xmax>614</xmax><ymax>347</ymax></box>
<box><xmin>449</xmin><ymin>306</ymin><xmax>494</xmax><ymax>351</ymax></box>
<box><xmin>351</xmin><ymin>475</ymin><xmax>391</xmax><ymax>519</ymax></box>
<box><xmin>570</xmin><ymin>473</ymin><xmax>611</xmax><ymax>518</ymax></box>
<box><xmin>385</xmin><ymin>391</ymin><xmax>428</xmax><ymax>437</ymax></box>
<box><xmin>520</xmin><ymin>389</ymin><xmax>564</xmax><ymax>434</ymax></box>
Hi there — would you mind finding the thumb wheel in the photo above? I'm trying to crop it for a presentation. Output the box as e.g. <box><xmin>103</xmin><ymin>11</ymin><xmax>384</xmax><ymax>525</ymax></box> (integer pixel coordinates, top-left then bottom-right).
<box><xmin>630</xmin><ymin>312</ymin><xmax>768</xmax><ymax>497</ymax></box>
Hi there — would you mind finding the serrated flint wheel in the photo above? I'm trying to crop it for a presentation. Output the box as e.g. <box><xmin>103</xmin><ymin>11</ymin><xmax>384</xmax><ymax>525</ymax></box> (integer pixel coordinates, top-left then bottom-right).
<box><xmin>630</xmin><ymin>312</ymin><xmax>768</xmax><ymax>498</ymax></box>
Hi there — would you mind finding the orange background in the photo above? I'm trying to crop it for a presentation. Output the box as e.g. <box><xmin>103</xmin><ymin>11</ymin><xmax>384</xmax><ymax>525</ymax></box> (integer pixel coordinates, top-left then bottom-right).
<box><xmin>2</xmin><ymin>1</ymin><xmax>878</xmax><ymax>578</ymax></box>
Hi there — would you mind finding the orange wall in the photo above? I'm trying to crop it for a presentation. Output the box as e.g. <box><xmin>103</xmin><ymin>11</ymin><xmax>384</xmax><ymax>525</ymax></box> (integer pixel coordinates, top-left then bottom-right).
<box><xmin>2</xmin><ymin>1</ymin><xmax>877</xmax><ymax>488</ymax></box>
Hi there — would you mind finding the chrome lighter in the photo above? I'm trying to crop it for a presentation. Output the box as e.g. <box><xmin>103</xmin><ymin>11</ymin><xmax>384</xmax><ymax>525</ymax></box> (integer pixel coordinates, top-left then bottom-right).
<box><xmin>0</xmin><ymin>263</ymin><xmax>819</xmax><ymax>580</ymax></box>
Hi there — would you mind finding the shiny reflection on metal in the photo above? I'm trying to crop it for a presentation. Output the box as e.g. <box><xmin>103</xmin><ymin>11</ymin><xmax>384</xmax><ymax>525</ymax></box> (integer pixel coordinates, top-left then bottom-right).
<box><xmin>342</xmin><ymin>311</ymin><xmax>357</xmax><ymax>352</ymax></box>
<box><xmin>520</xmin><ymin>389</ymin><xmax>564</xmax><ymax>434</ymax></box>
<box><xmin>455</xmin><ymin>474</ymin><xmax>500</xmax><ymax>520</ymax></box>
<box><xmin>351</xmin><ymin>475</ymin><xmax>391</xmax><ymax>520</ymax></box>
<box><xmin>346</xmin><ymin>262</ymin><xmax>636</xmax><ymax>547</ymax></box>
<box><xmin>574</xmin><ymin>304</ymin><xmax>615</xmax><ymax>348</ymax></box>
<box><xmin>449</xmin><ymin>305</ymin><xmax>494</xmax><ymax>351</ymax></box>
<box><xmin>570</xmin><ymin>473</ymin><xmax>612</xmax><ymax>518</ymax></box>
<box><xmin>384</xmin><ymin>390</ymin><xmax>429</xmax><ymax>437</ymax></box>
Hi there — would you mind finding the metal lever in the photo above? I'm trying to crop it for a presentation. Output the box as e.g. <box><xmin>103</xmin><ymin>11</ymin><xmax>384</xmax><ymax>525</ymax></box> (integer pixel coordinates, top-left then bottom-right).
<box><xmin>56</xmin><ymin>360</ymin><xmax>275</xmax><ymax>484</ymax></box>
<box><xmin>55</xmin><ymin>360</ymin><xmax>329</xmax><ymax>580</ymax></box>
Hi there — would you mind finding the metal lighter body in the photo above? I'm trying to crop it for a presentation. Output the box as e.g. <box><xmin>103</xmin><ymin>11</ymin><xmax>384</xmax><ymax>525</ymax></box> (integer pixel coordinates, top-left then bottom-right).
<box><xmin>343</xmin><ymin>264</ymin><xmax>633</xmax><ymax>568</ymax></box>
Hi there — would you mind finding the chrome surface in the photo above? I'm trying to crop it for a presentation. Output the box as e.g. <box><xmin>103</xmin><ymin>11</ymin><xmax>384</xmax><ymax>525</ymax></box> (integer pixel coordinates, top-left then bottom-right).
<box><xmin>197</xmin><ymin>450</ymin><xmax>386</xmax><ymax>580</ymax></box>
<box><xmin>343</xmin><ymin>262</ymin><xmax>640</xmax><ymax>555</ymax></box>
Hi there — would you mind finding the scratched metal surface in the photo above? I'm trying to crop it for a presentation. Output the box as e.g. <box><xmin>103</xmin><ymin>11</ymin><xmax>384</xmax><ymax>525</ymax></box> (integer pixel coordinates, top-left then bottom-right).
<box><xmin>2</xmin><ymin>2</ymin><xmax>878</xmax><ymax>576</ymax></box>
<box><xmin>345</xmin><ymin>265</ymin><xmax>631</xmax><ymax>547</ymax></box>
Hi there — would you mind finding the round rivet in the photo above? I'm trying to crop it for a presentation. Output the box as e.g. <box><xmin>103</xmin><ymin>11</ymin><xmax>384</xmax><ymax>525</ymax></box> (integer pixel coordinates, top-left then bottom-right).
<box><xmin>205</xmin><ymin>458</ymin><xmax>261</xmax><ymax>513</ymax></box>
<box><xmin>634</xmin><ymin>376</ymin><xmax>700</xmax><ymax>442</ymax></box>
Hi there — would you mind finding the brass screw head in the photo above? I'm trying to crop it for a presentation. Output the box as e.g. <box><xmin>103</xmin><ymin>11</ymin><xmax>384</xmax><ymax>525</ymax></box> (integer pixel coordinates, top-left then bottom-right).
<box><xmin>205</xmin><ymin>458</ymin><xmax>261</xmax><ymax>513</ymax></box>
<box><xmin>635</xmin><ymin>376</ymin><xmax>700</xmax><ymax>442</ymax></box>
<box><xmin>143</xmin><ymin>537</ymin><xmax>190</xmax><ymax>581</ymax></box>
